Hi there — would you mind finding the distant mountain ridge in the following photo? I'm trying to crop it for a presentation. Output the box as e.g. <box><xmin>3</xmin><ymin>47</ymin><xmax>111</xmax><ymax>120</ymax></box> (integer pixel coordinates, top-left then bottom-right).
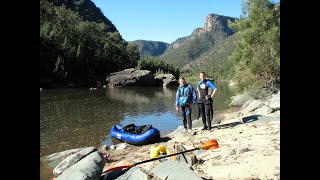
<box><xmin>131</xmin><ymin>14</ymin><xmax>237</xmax><ymax>58</ymax></box>
<box><xmin>131</xmin><ymin>40</ymin><xmax>169</xmax><ymax>56</ymax></box>
<box><xmin>158</xmin><ymin>13</ymin><xmax>238</xmax><ymax>69</ymax></box>
<box><xmin>166</xmin><ymin>14</ymin><xmax>237</xmax><ymax>52</ymax></box>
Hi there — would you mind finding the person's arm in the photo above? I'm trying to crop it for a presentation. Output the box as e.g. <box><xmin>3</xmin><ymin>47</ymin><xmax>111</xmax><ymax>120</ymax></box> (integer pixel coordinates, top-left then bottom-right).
<box><xmin>196</xmin><ymin>81</ymin><xmax>201</xmax><ymax>98</ymax></box>
<box><xmin>191</xmin><ymin>85</ymin><xmax>197</xmax><ymax>105</ymax></box>
<box><xmin>211</xmin><ymin>87</ymin><xmax>218</xmax><ymax>98</ymax></box>
<box><xmin>196</xmin><ymin>87</ymin><xmax>200</xmax><ymax>98</ymax></box>
<box><xmin>175</xmin><ymin>90</ymin><xmax>180</xmax><ymax>111</ymax></box>
<box><xmin>207</xmin><ymin>80</ymin><xmax>218</xmax><ymax>98</ymax></box>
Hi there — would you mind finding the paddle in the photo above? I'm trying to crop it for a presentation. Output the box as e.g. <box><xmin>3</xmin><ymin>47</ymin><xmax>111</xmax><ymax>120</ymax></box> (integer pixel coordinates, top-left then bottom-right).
<box><xmin>103</xmin><ymin>139</ymin><xmax>219</xmax><ymax>173</ymax></box>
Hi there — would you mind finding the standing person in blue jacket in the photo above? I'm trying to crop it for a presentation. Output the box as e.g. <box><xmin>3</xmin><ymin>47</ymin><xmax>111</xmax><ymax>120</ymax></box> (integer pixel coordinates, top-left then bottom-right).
<box><xmin>175</xmin><ymin>76</ymin><xmax>197</xmax><ymax>131</ymax></box>
<box><xmin>197</xmin><ymin>72</ymin><xmax>218</xmax><ymax>130</ymax></box>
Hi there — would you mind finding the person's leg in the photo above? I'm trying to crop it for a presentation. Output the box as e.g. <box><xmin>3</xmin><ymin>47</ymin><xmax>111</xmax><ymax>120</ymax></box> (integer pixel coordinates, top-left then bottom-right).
<box><xmin>199</xmin><ymin>103</ymin><xmax>207</xmax><ymax>129</ymax></box>
<box><xmin>210</xmin><ymin>102</ymin><xmax>218</xmax><ymax>125</ymax></box>
<box><xmin>185</xmin><ymin>106</ymin><xmax>192</xmax><ymax>130</ymax></box>
<box><xmin>205</xmin><ymin>104</ymin><xmax>212</xmax><ymax>130</ymax></box>
<box><xmin>181</xmin><ymin>106</ymin><xmax>187</xmax><ymax>130</ymax></box>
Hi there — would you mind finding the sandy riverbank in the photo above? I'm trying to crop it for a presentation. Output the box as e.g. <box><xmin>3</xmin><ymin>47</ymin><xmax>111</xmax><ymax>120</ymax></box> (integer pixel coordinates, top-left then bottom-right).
<box><xmin>99</xmin><ymin>106</ymin><xmax>280</xmax><ymax>180</ymax></box>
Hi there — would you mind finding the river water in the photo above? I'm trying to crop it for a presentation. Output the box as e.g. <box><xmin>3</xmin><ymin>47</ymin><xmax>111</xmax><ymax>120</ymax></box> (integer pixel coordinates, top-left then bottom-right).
<box><xmin>40</xmin><ymin>82</ymin><xmax>234</xmax><ymax>157</ymax></box>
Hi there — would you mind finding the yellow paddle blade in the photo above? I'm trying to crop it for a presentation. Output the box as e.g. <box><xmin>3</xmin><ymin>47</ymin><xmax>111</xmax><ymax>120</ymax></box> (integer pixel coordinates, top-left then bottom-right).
<box><xmin>200</xmin><ymin>139</ymin><xmax>219</xmax><ymax>150</ymax></box>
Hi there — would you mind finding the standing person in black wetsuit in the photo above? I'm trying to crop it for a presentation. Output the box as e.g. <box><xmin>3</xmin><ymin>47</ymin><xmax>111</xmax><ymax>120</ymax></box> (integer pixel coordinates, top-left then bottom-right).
<box><xmin>175</xmin><ymin>77</ymin><xmax>197</xmax><ymax>131</ymax></box>
<box><xmin>197</xmin><ymin>72</ymin><xmax>218</xmax><ymax>130</ymax></box>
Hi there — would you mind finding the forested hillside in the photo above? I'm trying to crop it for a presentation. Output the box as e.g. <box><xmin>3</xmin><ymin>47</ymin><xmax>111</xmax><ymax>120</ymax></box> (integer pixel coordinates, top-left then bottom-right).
<box><xmin>182</xmin><ymin>34</ymin><xmax>239</xmax><ymax>81</ymax></box>
<box><xmin>49</xmin><ymin>0</ymin><xmax>117</xmax><ymax>31</ymax></box>
<box><xmin>40</xmin><ymin>0</ymin><xmax>140</xmax><ymax>88</ymax></box>
<box><xmin>131</xmin><ymin>40</ymin><xmax>169</xmax><ymax>56</ymax></box>
<box><xmin>160</xmin><ymin>0</ymin><xmax>280</xmax><ymax>91</ymax></box>
<box><xmin>160</xmin><ymin>14</ymin><xmax>236</xmax><ymax>68</ymax></box>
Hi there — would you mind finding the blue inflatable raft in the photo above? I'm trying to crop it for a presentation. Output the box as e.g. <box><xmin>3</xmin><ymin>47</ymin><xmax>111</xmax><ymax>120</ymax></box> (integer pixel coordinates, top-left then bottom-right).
<box><xmin>110</xmin><ymin>124</ymin><xmax>160</xmax><ymax>145</ymax></box>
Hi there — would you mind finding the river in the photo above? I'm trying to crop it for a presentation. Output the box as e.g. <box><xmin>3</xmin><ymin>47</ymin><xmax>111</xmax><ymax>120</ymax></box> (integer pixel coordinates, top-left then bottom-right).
<box><xmin>40</xmin><ymin>82</ymin><xmax>235</xmax><ymax>157</ymax></box>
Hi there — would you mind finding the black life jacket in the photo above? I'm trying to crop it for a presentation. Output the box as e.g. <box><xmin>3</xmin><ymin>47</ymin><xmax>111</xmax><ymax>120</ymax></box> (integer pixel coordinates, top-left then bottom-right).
<box><xmin>199</xmin><ymin>80</ymin><xmax>209</xmax><ymax>99</ymax></box>
<box><xmin>123</xmin><ymin>124</ymin><xmax>153</xmax><ymax>134</ymax></box>
<box><xmin>198</xmin><ymin>80</ymin><xmax>212</xmax><ymax>104</ymax></box>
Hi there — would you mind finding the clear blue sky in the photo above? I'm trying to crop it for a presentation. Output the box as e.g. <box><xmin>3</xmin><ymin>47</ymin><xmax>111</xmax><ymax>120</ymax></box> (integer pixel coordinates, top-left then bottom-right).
<box><xmin>92</xmin><ymin>0</ymin><xmax>279</xmax><ymax>44</ymax></box>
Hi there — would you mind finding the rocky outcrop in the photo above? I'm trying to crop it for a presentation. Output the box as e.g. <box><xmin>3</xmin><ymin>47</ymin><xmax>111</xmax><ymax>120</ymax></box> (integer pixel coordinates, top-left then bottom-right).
<box><xmin>43</xmin><ymin>147</ymin><xmax>105</xmax><ymax>180</ymax></box>
<box><xmin>105</xmin><ymin>68</ymin><xmax>156</xmax><ymax>87</ymax></box>
<box><xmin>268</xmin><ymin>91</ymin><xmax>280</xmax><ymax>109</ymax></box>
<box><xmin>41</xmin><ymin>148</ymin><xmax>85</xmax><ymax>169</ymax></box>
<box><xmin>203</xmin><ymin>14</ymin><xmax>236</xmax><ymax>35</ymax></box>
<box><xmin>149</xmin><ymin>160</ymin><xmax>202</xmax><ymax>180</ymax></box>
<box><xmin>56</xmin><ymin>151</ymin><xmax>104</xmax><ymax>180</ymax></box>
<box><xmin>191</xmin><ymin>28</ymin><xmax>204</xmax><ymax>36</ymax></box>
<box><xmin>105</xmin><ymin>69</ymin><xmax>179</xmax><ymax>88</ymax></box>
<box><xmin>154</xmin><ymin>74</ymin><xmax>179</xmax><ymax>87</ymax></box>
<box><xmin>53</xmin><ymin>147</ymin><xmax>97</xmax><ymax>176</ymax></box>
<box><xmin>166</xmin><ymin>13</ymin><xmax>237</xmax><ymax>51</ymax></box>
<box><xmin>229</xmin><ymin>93</ymin><xmax>253</xmax><ymax>107</ymax></box>
<box><xmin>225</xmin><ymin>90</ymin><xmax>280</xmax><ymax>119</ymax></box>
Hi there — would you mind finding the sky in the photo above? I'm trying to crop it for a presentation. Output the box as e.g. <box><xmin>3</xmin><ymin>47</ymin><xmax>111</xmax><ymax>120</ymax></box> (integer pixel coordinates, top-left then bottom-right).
<box><xmin>91</xmin><ymin>0</ymin><xmax>279</xmax><ymax>44</ymax></box>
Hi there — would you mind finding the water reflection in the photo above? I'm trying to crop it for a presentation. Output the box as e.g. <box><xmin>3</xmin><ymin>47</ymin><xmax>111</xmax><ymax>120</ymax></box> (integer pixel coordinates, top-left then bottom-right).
<box><xmin>40</xmin><ymin>87</ymin><xmax>180</xmax><ymax>157</ymax></box>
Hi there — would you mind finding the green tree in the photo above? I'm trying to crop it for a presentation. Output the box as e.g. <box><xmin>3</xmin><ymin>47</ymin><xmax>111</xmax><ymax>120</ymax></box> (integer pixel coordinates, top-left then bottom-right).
<box><xmin>228</xmin><ymin>0</ymin><xmax>280</xmax><ymax>90</ymax></box>
<box><xmin>40</xmin><ymin>0</ymin><xmax>140</xmax><ymax>86</ymax></box>
<box><xmin>136</xmin><ymin>55</ymin><xmax>179</xmax><ymax>78</ymax></box>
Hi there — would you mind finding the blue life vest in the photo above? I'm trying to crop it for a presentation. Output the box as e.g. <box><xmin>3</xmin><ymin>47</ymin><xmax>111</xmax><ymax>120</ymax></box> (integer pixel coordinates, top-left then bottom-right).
<box><xmin>178</xmin><ymin>85</ymin><xmax>193</xmax><ymax>106</ymax></box>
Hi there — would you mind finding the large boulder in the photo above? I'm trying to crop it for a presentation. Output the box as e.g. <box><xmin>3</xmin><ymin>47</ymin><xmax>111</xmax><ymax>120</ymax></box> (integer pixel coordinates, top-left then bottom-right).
<box><xmin>105</xmin><ymin>68</ymin><xmax>155</xmax><ymax>87</ymax></box>
<box><xmin>56</xmin><ymin>150</ymin><xmax>105</xmax><ymax>180</ymax></box>
<box><xmin>53</xmin><ymin>147</ymin><xmax>97</xmax><ymax>176</ymax></box>
<box><xmin>239</xmin><ymin>100</ymin><xmax>263</xmax><ymax>115</ymax></box>
<box><xmin>229</xmin><ymin>93</ymin><xmax>253</xmax><ymax>107</ymax></box>
<box><xmin>113</xmin><ymin>166</ymin><xmax>148</xmax><ymax>180</ymax></box>
<box><xmin>43</xmin><ymin>147</ymin><xmax>105</xmax><ymax>180</ymax></box>
<box><xmin>150</xmin><ymin>160</ymin><xmax>202</xmax><ymax>180</ymax></box>
<box><xmin>154</xmin><ymin>74</ymin><xmax>179</xmax><ymax>87</ymax></box>
<box><xmin>41</xmin><ymin>148</ymin><xmax>85</xmax><ymax>169</ymax></box>
<box><xmin>269</xmin><ymin>91</ymin><xmax>280</xmax><ymax>109</ymax></box>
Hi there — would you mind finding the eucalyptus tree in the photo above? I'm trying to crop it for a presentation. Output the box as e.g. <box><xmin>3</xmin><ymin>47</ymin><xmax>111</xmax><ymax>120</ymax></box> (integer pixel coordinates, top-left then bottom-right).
<box><xmin>228</xmin><ymin>0</ymin><xmax>280</xmax><ymax>90</ymax></box>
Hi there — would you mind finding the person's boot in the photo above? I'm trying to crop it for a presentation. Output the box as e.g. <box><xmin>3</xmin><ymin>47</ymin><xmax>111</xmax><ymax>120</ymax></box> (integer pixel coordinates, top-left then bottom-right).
<box><xmin>207</xmin><ymin>116</ymin><xmax>212</xmax><ymax>131</ymax></box>
<box><xmin>201</xmin><ymin>117</ymin><xmax>207</xmax><ymax>130</ymax></box>
<box><xmin>187</xmin><ymin>119</ymin><xmax>192</xmax><ymax>130</ymax></box>
<box><xmin>183</xmin><ymin>120</ymin><xmax>187</xmax><ymax>130</ymax></box>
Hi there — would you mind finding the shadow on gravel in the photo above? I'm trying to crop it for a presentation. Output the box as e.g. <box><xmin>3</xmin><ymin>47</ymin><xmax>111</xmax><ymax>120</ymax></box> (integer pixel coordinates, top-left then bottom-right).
<box><xmin>158</xmin><ymin>136</ymin><xmax>172</xmax><ymax>143</ymax></box>
<box><xmin>213</xmin><ymin>121</ymin><xmax>242</xmax><ymax>129</ymax></box>
<box><xmin>211</xmin><ymin>115</ymin><xmax>261</xmax><ymax>130</ymax></box>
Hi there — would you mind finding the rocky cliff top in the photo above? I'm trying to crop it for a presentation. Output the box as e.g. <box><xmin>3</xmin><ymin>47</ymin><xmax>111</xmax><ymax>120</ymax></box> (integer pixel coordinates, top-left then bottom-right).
<box><xmin>167</xmin><ymin>13</ymin><xmax>237</xmax><ymax>51</ymax></box>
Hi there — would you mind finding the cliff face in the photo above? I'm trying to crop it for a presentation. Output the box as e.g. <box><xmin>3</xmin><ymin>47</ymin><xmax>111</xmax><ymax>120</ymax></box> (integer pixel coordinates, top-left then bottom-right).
<box><xmin>203</xmin><ymin>14</ymin><xmax>236</xmax><ymax>33</ymax></box>
<box><xmin>167</xmin><ymin>14</ymin><xmax>237</xmax><ymax>51</ymax></box>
